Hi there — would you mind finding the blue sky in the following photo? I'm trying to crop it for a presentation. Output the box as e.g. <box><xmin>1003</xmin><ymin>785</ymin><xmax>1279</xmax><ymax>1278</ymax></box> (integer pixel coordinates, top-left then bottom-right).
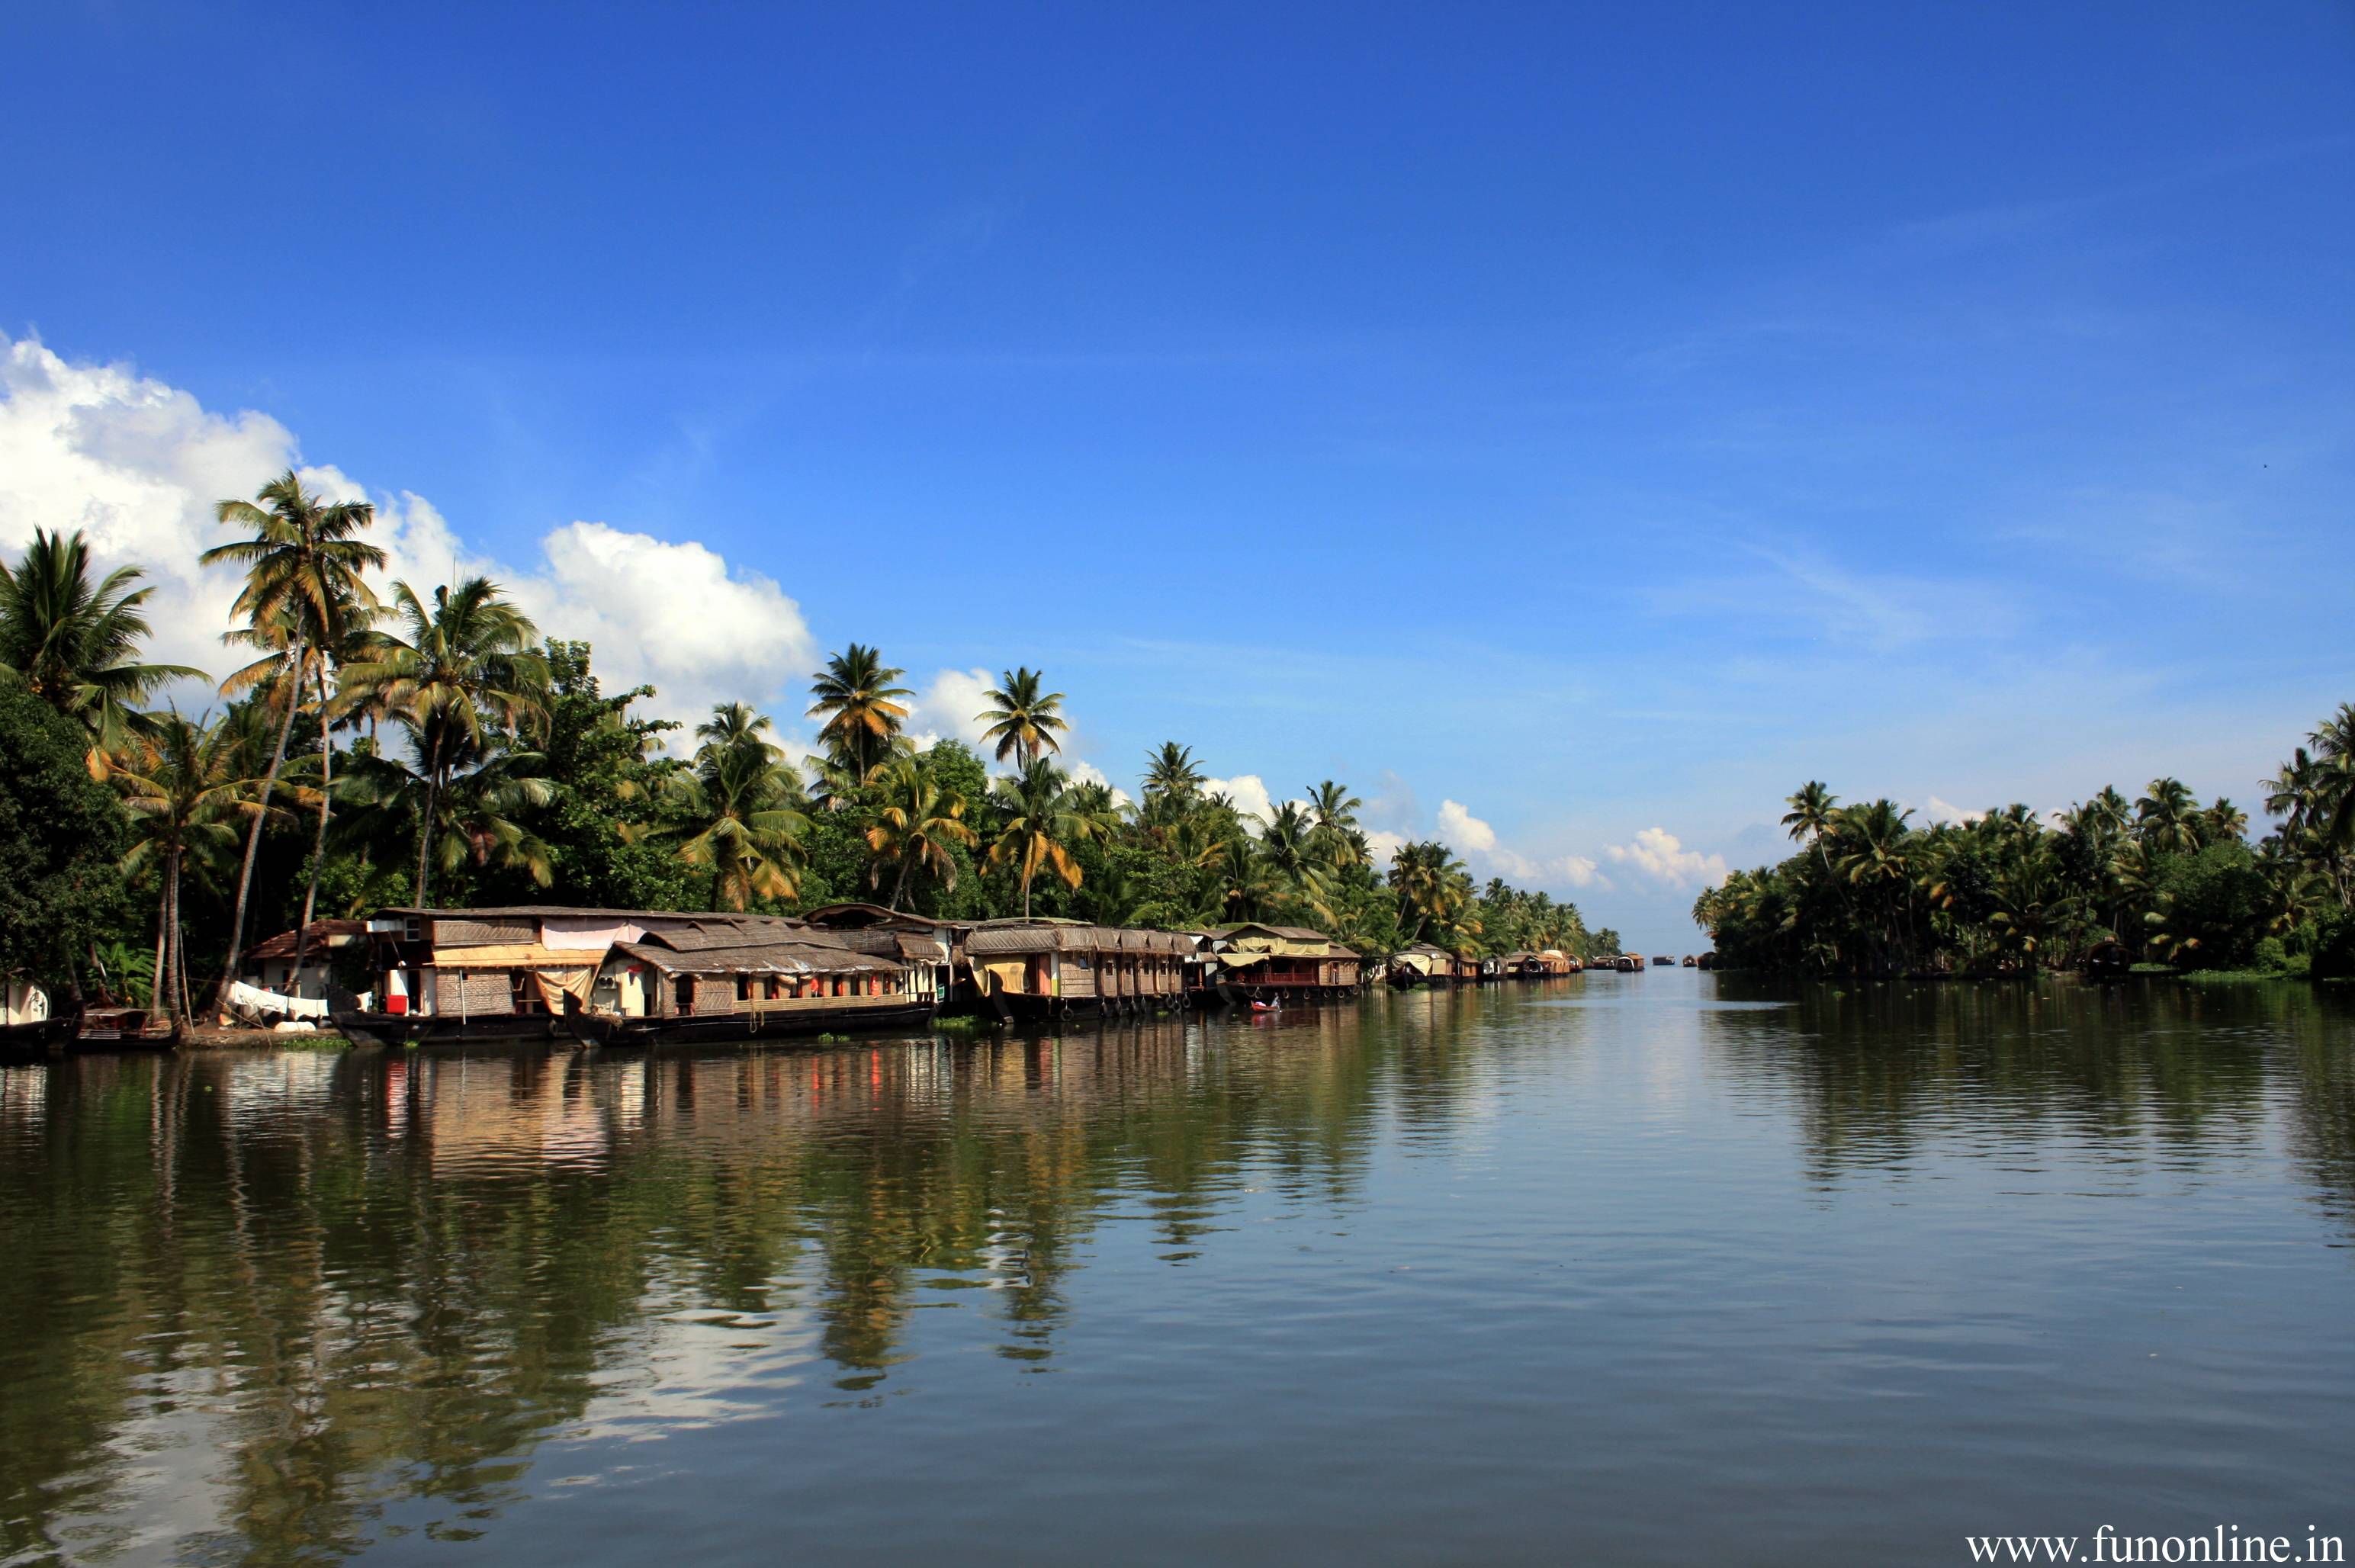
<box><xmin>3</xmin><ymin>2</ymin><xmax>2351</xmax><ymax>946</ymax></box>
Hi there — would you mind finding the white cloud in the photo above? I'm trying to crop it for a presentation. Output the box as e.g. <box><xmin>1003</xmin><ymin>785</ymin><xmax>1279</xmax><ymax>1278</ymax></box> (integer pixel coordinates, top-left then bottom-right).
<box><xmin>1603</xmin><ymin>827</ymin><xmax>1730</xmax><ymax>890</ymax></box>
<box><xmin>1204</xmin><ymin>773</ymin><xmax>1274</xmax><ymax>824</ymax></box>
<box><xmin>1364</xmin><ymin>827</ymin><xmax>1409</xmax><ymax>867</ymax></box>
<box><xmin>1436</xmin><ymin>798</ymin><xmax>1498</xmax><ymax>854</ymax></box>
<box><xmin>908</xmin><ymin>667</ymin><xmax>996</xmax><ymax>753</ymax></box>
<box><xmin>1065</xmin><ymin>760</ymin><xmax>1132</xmax><ymax>809</ymax></box>
<box><xmin>1556</xmin><ymin>855</ymin><xmax>1606</xmax><ymax>889</ymax></box>
<box><xmin>0</xmin><ymin>334</ymin><xmax>811</xmax><ymax>738</ymax></box>
<box><xmin>1922</xmin><ymin>795</ymin><xmax>1984</xmax><ymax>826</ymax></box>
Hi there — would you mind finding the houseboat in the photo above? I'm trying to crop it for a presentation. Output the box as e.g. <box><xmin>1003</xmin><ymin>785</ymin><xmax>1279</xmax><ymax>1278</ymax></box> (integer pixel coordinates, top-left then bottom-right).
<box><xmin>332</xmin><ymin>905</ymin><xmax>939</xmax><ymax>1047</ymax></box>
<box><xmin>1386</xmin><ymin>943</ymin><xmax>1458</xmax><ymax>988</ymax></box>
<box><xmin>0</xmin><ymin>981</ymin><xmax>79</xmax><ymax>1059</ymax></box>
<box><xmin>1202</xmin><ymin>924</ymin><xmax>1363</xmax><ymax>1005</ymax></box>
<box><xmin>957</xmin><ymin>919</ymin><xmax>1193</xmax><ymax>1020</ymax></box>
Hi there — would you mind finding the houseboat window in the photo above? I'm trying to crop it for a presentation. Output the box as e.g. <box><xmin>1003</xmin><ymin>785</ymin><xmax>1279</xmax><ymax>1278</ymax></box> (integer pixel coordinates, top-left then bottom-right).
<box><xmin>737</xmin><ymin>974</ymin><xmax>753</xmax><ymax>1002</ymax></box>
<box><xmin>676</xmin><ymin>975</ymin><xmax>697</xmax><ymax>1014</ymax></box>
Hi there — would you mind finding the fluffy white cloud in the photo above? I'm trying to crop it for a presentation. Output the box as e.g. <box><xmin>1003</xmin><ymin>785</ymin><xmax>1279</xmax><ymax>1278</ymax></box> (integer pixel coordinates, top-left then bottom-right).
<box><xmin>1604</xmin><ymin>827</ymin><xmax>1730</xmax><ymax>890</ymax></box>
<box><xmin>1364</xmin><ymin>827</ymin><xmax>1409</xmax><ymax>867</ymax></box>
<box><xmin>1435</xmin><ymin>798</ymin><xmax>1498</xmax><ymax>854</ymax></box>
<box><xmin>1065</xmin><ymin>760</ymin><xmax>1132</xmax><ymax>809</ymax></box>
<box><xmin>0</xmin><ymin>334</ymin><xmax>811</xmax><ymax>738</ymax></box>
<box><xmin>1557</xmin><ymin>855</ymin><xmax>1605</xmax><ymax>888</ymax></box>
<box><xmin>1204</xmin><ymin>773</ymin><xmax>1274</xmax><ymax>824</ymax></box>
<box><xmin>908</xmin><ymin>667</ymin><xmax>996</xmax><ymax>753</ymax></box>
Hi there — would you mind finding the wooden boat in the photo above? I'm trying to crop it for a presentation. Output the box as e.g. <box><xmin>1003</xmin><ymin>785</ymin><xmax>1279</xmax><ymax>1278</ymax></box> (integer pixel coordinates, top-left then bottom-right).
<box><xmin>0</xmin><ymin>1006</ymin><xmax>82</xmax><ymax>1061</ymax></box>
<box><xmin>75</xmin><ymin>1007</ymin><xmax>175</xmax><ymax>1052</ymax></box>
<box><xmin>1681</xmin><ymin>956</ymin><xmax>1697</xmax><ymax>968</ymax></box>
<box><xmin>2081</xmin><ymin>940</ymin><xmax>2132</xmax><ymax>981</ymax></box>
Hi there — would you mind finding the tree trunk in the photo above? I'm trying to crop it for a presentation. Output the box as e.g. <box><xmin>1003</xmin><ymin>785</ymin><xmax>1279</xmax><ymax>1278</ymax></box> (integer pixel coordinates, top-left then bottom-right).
<box><xmin>293</xmin><ymin>661</ymin><xmax>334</xmax><ymax>994</ymax></box>
<box><xmin>888</xmin><ymin>847</ymin><xmax>914</xmax><ymax>911</ymax></box>
<box><xmin>157</xmin><ymin>850</ymin><xmax>182</xmax><ymax>1028</ymax></box>
<box><xmin>149</xmin><ymin>897</ymin><xmax>166</xmax><ymax>1014</ymax></box>
<box><xmin>216</xmin><ymin>641</ymin><xmax>306</xmax><ymax>1013</ymax></box>
<box><xmin>415</xmin><ymin>735</ymin><xmax>443</xmax><ymax>907</ymax></box>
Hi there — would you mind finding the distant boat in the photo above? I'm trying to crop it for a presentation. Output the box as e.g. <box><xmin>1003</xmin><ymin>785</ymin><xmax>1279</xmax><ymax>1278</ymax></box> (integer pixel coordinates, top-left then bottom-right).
<box><xmin>1681</xmin><ymin>955</ymin><xmax>1697</xmax><ymax>968</ymax></box>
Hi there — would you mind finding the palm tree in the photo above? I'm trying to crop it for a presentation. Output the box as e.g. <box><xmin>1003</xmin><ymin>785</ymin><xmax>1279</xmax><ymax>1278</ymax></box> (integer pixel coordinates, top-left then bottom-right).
<box><xmin>203</xmin><ymin>472</ymin><xmax>384</xmax><ymax>1002</ymax></box>
<box><xmin>0</xmin><ymin>529</ymin><xmax>204</xmax><ymax>759</ymax></box>
<box><xmin>977</xmin><ymin>666</ymin><xmax>1069</xmax><ymax>771</ymax></box>
<box><xmin>865</xmin><ymin>753</ymin><xmax>978</xmax><ymax>911</ymax></box>
<box><xmin>655</xmin><ymin>703</ymin><xmax>810</xmax><ymax>911</ymax></box>
<box><xmin>1142</xmin><ymin>743</ymin><xmax>1206</xmax><ymax>802</ymax></box>
<box><xmin>336</xmin><ymin>578</ymin><xmax>548</xmax><ymax>905</ymax></box>
<box><xmin>111</xmin><ymin>711</ymin><xmax>267</xmax><ymax>1030</ymax></box>
<box><xmin>807</xmin><ymin>644</ymin><xmax>911</xmax><ymax>782</ymax></box>
<box><xmin>1306</xmin><ymin>779</ymin><xmax>1364</xmax><ymax>866</ymax></box>
<box><xmin>987</xmin><ymin>759</ymin><xmax>1106</xmax><ymax>919</ymax></box>
<box><xmin>1834</xmin><ymin>799</ymin><xmax>1916</xmax><ymax>970</ymax></box>
<box><xmin>2134</xmin><ymin>777</ymin><xmax>2202</xmax><ymax>856</ymax></box>
<box><xmin>337</xmin><ymin>725</ymin><xmax>557</xmax><ymax>898</ymax></box>
<box><xmin>1782</xmin><ymin>781</ymin><xmax>1838</xmax><ymax>872</ymax></box>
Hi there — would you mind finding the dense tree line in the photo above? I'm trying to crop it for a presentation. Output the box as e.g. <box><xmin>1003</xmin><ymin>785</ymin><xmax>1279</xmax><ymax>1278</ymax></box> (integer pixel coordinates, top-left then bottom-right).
<box><xmin>1694</xmin><ymin>721</ymin><xmax>2355</xmax><ymax>979</ymax></box>
<box><xmin>0</xmin><ymin>472</ymin><xmax>1598</xmax><ymax>1023</ymax></box>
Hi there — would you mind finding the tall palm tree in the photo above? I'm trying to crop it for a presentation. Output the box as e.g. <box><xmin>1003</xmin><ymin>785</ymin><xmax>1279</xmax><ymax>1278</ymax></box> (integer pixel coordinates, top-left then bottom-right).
<box><xmin>0</xmin><ymin>529</ymin><xmax>204</xmax><ymax>760</ymax></box>
<box><xmin>111</xmin><ymin>711</ymin><xmax>267</xmax><ymax>1030</ymax></box>
<box><xmin>1142</xmin><ymin>742</ymin><xmax>1206</xmax><ymax>802</ymax></box>
<box><xmin>986</xmin><ymin>759</ymin><xmax>1106</xmax><ymax>919</ymax></box>
<box><xmin>336</xmin><ymin>578</ymin><xmax>547</xmax><ymax>905</ymax></box>
<box><xmin>1834</xmin><ymin>799</ymin><xmax>1916</xmax><ymax>969</ymax></box>
<box><xmin>977</xmin><ymin>666</ymin><xmax>1069</xmax><ymax>771</ymax></box>
<box><xmin>2134</xmin><ymin>777</ymin><xmax>2202</xmax><ymax>856</ymax></box>
<box><xmin>656</xmin><ymin>703</ymin><xmax>809</xmax><ymax>911</ymax></box>
<box><xmin>336</xmin><ymin>725</ymin><xmax>557</xmax><ymax>898</ymax></box>
<box><xmin>866</xmin><ymin>753</ymin><xmax>978</xmax><ymax>911</ymax></box>
<box><xmin>203</xmin><ymin>472</ymin><xmax>384</xmax><ymax>1002</ymax></box>
<box><xmin>223</xmin><ymin>586</ymin><xmax>384</xmax><ymax>982</ymax></box>
<box><xmin>808</xmin><ymin>644</ymin><xmax>911</xmax><ymax>782</ymax></box>
<box><xmin>1306</xmin><ymin>779</ymin><xmax>1364</xmax><ymax>866</ymax></box>
<box><xmin>1782</xmin><ymin>781</ymin><xmax>1838</xmax><ymax>873</ymax></box>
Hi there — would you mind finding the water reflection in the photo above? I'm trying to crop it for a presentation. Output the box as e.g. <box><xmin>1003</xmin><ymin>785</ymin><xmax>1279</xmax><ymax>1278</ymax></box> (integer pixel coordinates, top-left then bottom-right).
<box><xmin>1</xmin><ymin>978</ymin><xmax>2350</xmax><ymax>1563</ymax></box>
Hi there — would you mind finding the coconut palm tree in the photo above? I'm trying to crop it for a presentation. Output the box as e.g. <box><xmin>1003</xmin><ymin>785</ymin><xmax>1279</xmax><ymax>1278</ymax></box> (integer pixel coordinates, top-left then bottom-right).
<box><xmin>1306</xmin><ymin>779</ymin><xmax>1365</xmax><ymax>866</ymax></box>
<box><xmin>865</xmin><ymin>753</ymin><xmax>978</xmax><ymax>911</ymax></box>
<box><xmin>638</xmin><ymin>703</ymin><xmax>808</xmax><ymax>911</ymax></box>
<box><xmin>336</xmin><ymin>725</ymin><xmax>557</xmax><ymax>898</ymax></box>
<box><xmin>1782</xmin><ymin>781</ymin><xmax>1838</xmax><ymax>873</ymax></box>
<box><xmin>2134</xmin><ymin>777</ymin><xmax>2202</xmax><ymax>856</ymax></box>
<box><xmin>808</xmin><ymin>644</ymin><xmax>911</xmax><ymax>782</ymax></box>
<box><xmin>0</xmin><ymin>529</ymin><xmax>204</xmax><ymax>760</ymax></box>
<box><xmin>977</xmin><ymin>666</ymin><xmax>1069</xmax><ymax>771</ymax></box>
<box><xmin>111</xmin><ymin>710</ymin><xmax>268</xmax><ymax>1030</ymax></box>
<box><xmin>1142</xmin><ymin>742</ymin><xmax>1206</xmax><ymax>802</ymax></box>
<box><xmin>336</xmin><ymin>578</ymin><xmax>548</xmax><ymax>906</ymax></box>
<box><xmin>986</xmin><ymin>760</ymin><xmax>1106</xmax><ymax>919</ymax></box>
<box><xmin>203</xmin><ymin>472</ymin><xmax>384</xmax><ymax>1001</ymax></box>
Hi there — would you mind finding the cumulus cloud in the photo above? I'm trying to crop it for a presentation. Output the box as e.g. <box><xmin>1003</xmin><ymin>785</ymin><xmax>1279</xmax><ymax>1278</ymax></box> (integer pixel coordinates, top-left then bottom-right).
<box><xmin>1364</xmin><ymin>827</ymin><xmax>1409</xmax><ymax>868</ymax></box>
<box><xmin>908</xmin><ymin>667</ymin><xmax>996</xmax><ymax>753</ymax></box>
<box><xmin>1557</xmin><ymin>855</ymin><xmax>1605</xmax><ymax>888</ymax></box>
<box><xmin>1603</xmin><ymin>827</ymin><xmax>1729</xmax><ymax>890</ymax></box>
<box><xmin>0</xmin><ymin>334</ymin><xmax>811</xmax><ymax>738</ymax></box>
<box><xmin>1065</xmin><ymin>760</ymin><xmax>1132</xmax><ymax>809</ymax></box>
<box><xmin>1204</xmin><ymin>773</ymin><xmax>1275</xmax><ymax>824</ymax></box>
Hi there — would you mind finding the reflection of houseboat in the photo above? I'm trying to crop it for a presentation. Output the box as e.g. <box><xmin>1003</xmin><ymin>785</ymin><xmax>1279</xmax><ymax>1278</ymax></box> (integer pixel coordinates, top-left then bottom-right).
<box><xmin>959</xmin><ymin>919</ymin><xmax>1194</xmax><ymax>1020</ymax></box>
<box><xmin>1202</xmin><ymin>924</ymin><xmax>1364</xmax><ymax>1005</ymax></box>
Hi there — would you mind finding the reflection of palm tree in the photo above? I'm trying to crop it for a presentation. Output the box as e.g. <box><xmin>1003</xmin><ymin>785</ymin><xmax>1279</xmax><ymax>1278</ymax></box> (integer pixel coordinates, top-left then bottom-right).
<box><xmin>808</xmin><ymin>644</ymin><xmax>911</xmax><ymax>781</ymax></box>
<box><xmin>866</xmin><ymin>753</ymin><xmax>976</xmax><ymax>911</ymax></box>
<box><xmin>977</xmin><ymin>667</ymin><xmax>1068</xmax><ymax>771</ymax></box>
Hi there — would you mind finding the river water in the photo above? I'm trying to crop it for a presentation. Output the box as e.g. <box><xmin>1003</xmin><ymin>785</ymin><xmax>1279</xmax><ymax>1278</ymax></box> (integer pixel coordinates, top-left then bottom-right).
<box><xmin>3</xmin><ymin>971</ymin><xmax>2352</xmax><ymax>1565</ymax></box>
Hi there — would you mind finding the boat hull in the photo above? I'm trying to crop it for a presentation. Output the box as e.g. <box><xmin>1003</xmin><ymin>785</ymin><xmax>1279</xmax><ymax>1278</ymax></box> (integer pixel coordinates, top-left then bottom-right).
<box><xmin>330</xmin><ymin>1011</ymin><xmax>621</xmax><ymax>1049</ymax></box>
<box><xmin>0</xmin><ymin>1010</ymin><xmax>82</xmax><ymax>1061</ymax></box>
<box><xmin>617</xmin><ymin>999</ymin><xmax>938</xmax><ymax>1045</ymax></box>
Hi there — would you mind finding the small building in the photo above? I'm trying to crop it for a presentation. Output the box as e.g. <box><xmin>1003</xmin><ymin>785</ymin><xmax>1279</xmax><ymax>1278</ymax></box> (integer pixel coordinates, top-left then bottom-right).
<box><xmin>241</xmin><ymin>919</ymin><xmax>367</xmax><ymax>1001</ymax></box>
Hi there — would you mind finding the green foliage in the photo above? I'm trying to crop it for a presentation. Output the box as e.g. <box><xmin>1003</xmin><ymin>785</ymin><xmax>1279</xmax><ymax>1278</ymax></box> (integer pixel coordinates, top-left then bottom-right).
<box><xmin>0</xmin><ymin>683</ymin><xmax>131</xmax><ymax>989</ymax></box>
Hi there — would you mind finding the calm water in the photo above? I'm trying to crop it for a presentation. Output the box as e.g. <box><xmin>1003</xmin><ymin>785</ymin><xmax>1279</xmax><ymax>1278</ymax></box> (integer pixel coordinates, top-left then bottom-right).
<box><xmin>5</xmin><ymin>972</ymin><xmax>2354</xmax><ymax>1566</ymax></box>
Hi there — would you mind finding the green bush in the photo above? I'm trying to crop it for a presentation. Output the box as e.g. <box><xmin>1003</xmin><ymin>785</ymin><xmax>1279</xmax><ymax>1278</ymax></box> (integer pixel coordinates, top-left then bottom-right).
<box><xmin>2314</xmin><ymin>910</ymin><xmax>2355</xmax><ymax>982</ymax></box>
